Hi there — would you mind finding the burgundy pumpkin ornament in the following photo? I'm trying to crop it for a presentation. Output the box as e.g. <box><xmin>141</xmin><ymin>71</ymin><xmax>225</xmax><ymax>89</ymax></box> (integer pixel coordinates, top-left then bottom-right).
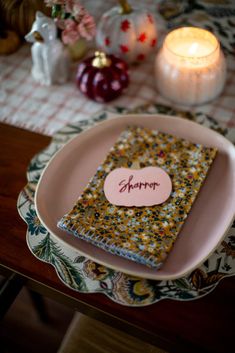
<box><xmin>96</xmin><ymin>0</ymin><xmax>158</xmax><ymax>64</ymax></box>
<box><xmin>76</xmin><ymin>51</ymin><xmax>129</xmax><ymax>102</ymax></box>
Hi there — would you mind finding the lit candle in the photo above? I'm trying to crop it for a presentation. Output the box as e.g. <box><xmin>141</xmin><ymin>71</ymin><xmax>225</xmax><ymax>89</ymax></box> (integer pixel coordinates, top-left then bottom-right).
<box><xmin>155</xmin><ymin>27</ymin><xmax>226</xmax><ymax>106</ymax></box>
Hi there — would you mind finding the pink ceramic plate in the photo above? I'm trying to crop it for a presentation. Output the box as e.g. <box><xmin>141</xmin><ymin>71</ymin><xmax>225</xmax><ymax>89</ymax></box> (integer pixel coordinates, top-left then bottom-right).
<box><xmin>35</xmin><ymin>114</ymin><xmax>235</xmax><ymax>280</ymax></box>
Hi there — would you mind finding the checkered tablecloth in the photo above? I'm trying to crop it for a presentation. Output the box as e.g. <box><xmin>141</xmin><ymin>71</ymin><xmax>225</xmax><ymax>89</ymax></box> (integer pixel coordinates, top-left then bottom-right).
<box><xmin>0</xmin><ymin>0</ymin><xmax>234</xmax><ymax>136</ymax></box>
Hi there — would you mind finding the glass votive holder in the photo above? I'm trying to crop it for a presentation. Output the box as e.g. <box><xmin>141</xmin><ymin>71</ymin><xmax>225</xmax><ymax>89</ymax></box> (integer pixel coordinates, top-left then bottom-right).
<box><xmin>155</xmin><ymin>27</ymin><xmax>226</xmax><ymax>106</ymax></box>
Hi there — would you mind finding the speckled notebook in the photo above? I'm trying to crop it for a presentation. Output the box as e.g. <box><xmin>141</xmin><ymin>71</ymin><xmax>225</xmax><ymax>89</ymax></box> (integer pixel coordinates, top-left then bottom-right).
<box><xmin>58</xmin><ymin>126</ymin><xmax>217</xmax><ymax>268</ymax></box>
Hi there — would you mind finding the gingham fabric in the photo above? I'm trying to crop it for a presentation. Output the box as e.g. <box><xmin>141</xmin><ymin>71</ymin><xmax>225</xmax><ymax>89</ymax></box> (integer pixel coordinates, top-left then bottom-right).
<box><xmin>0</xmin><ymin>0</ymin><xmax>234</xmax><ymax>136</ymax></box>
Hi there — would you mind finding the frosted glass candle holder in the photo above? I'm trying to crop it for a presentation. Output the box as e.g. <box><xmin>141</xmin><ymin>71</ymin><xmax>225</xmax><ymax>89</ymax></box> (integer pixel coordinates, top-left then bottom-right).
<box><xmin>155</xmin><ymin>27</ymin><xmax>226</xmax><ymax>106</ymax></box>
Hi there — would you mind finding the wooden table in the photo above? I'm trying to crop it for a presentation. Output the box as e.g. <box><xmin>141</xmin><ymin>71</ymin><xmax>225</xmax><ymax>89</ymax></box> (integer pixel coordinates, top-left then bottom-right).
<box><xmin>0</xmin><ymin>122</ymin><xmax>234</xmax><ymax>353</ymax></box>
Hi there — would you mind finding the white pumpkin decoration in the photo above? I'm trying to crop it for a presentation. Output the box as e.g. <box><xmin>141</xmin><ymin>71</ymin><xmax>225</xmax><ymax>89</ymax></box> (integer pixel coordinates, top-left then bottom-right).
<box><xmin>96</xmin><ymin>0</ymin><xmax>158</xmax><ymax>64</ymax></box>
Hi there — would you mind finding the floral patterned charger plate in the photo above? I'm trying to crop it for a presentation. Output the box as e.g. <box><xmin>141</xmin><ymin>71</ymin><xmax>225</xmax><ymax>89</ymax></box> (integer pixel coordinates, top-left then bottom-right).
<box><xmin>17</xmin><ymin>105</ymin><xmax>235</xmax><ymax>307</ymax></box>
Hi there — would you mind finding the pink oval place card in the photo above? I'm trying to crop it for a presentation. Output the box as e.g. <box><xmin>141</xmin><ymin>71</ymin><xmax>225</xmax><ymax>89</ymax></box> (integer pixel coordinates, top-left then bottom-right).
<box><xmin>104</xmin><ymin>167</ymin><xmax>172</xmax><ymax>207</ymax></box>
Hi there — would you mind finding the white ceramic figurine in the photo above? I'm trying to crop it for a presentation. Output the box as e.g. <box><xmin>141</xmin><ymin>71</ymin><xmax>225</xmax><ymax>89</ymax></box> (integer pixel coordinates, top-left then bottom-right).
<box><xmin>25</xmin><ymin>11</ymin><xmax>70</xmax><ymax>85</ymax></box>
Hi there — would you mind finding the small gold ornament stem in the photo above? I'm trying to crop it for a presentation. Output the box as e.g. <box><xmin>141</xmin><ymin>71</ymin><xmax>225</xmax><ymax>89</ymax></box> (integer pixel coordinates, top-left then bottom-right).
<box><xmin>118</xmin><ymin>0</ymin><xmax>132</xmax><ymax>14</ymax></box>
<box><xmin>92</xmin><ymin>51</ymin><xmax>111</xmax><ymax>68</ymax></box>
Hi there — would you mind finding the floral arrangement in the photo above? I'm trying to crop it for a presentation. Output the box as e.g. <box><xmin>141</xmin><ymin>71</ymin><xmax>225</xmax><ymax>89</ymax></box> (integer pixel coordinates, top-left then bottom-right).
<box><xmin>45</xmin><ymin>0</ymin><xmax>96</xmax><ymax>45</ymax></box>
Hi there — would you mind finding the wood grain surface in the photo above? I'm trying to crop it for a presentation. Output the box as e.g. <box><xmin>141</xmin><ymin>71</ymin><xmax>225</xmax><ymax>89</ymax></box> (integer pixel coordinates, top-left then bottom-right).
<box><xmin>0</xmin><ymin>122</ymin><xmax>234</xmax><ymax>353</ymax></box>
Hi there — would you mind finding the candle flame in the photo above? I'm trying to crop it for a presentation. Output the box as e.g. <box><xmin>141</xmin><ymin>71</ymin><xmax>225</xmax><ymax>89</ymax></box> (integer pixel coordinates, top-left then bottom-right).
<box><xmin>188</xmin><ymin>42</ymin><xmax>199</xmax><ymax>56</ymax></box>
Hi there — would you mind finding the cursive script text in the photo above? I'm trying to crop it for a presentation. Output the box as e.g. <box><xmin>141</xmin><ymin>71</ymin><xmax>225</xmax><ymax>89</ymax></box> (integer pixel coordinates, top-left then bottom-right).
<box><xmin>119</xmin><ymin>175</ymin><xmax>160</xmax><ymax>193</ymax></box>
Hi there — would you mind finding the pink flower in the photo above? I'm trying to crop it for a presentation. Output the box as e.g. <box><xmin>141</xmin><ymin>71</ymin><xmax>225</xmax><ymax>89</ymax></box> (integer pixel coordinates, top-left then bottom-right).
<box><xmin>78</xmin><ymin>13</ymin><xmax>96</xmax><ymax>41</ymax></box>
<box><xmin>62</xmin><ymin>18</ymin><xmax>80</xmax><ymax>45</ymax></box>
<box><xmin>45</xmin><ymin>0</ymin><xmax>96</xmax><ymax>43</ymax></box>
<box><xmin>72</xmin><ymin>3</ymin><xmax>86</xmax><ymax>19</ymax></box>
